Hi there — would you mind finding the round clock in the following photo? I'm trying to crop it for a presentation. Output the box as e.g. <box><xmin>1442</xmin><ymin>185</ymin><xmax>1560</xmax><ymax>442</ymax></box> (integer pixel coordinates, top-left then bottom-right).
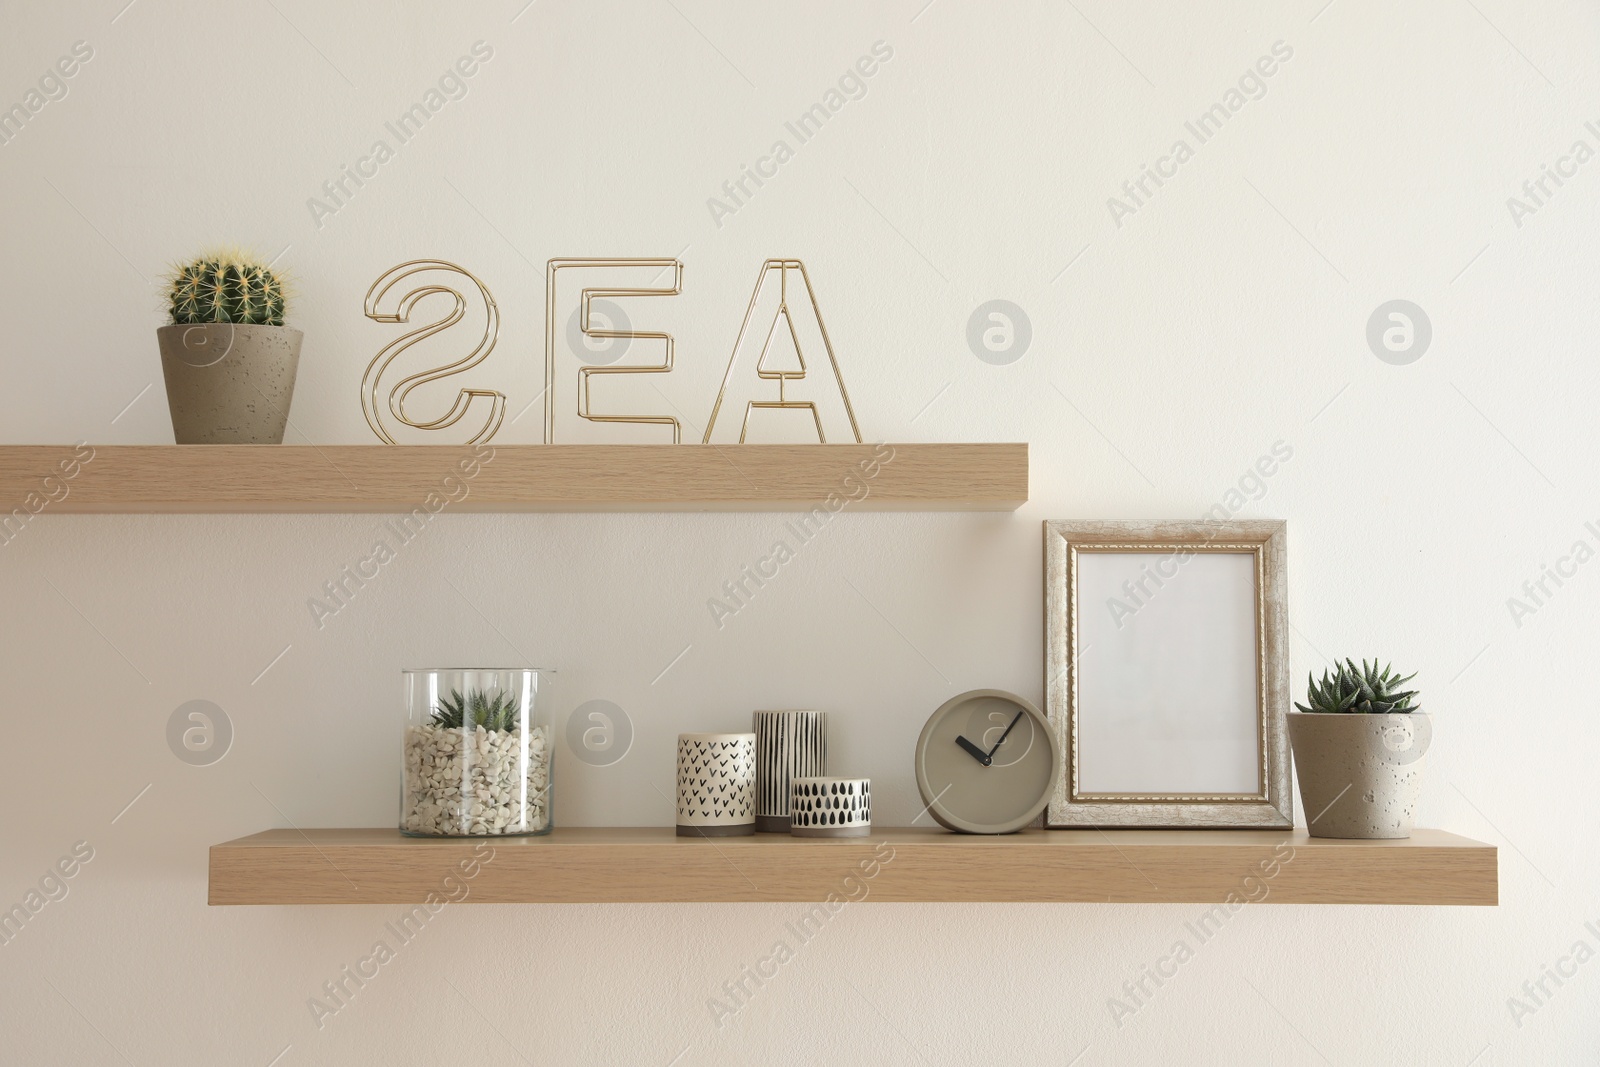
<box><xmin>914</xmin><ymin>689</ymin><xmax>1061</xmax><ymax>834</ymax></box>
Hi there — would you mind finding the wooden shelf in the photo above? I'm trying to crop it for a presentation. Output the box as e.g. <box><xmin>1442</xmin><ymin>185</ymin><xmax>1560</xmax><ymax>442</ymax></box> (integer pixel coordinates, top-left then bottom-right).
<box><xmin>0</xmin><ymin>443</ymin><xmax>1025</xmax><ymax>512</ymax></box>
<box><xmin>209</xmin><ymin>827</ymin><xmax>1496</xmax><ymax>906</ymax></box>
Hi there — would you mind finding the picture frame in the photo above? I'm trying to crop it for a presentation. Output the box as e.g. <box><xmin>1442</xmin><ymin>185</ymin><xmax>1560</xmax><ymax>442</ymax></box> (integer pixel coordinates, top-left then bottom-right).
<box><xmin>1043</xmin><ymin>520</ymin><xmax>1292</xmax><ymax>829</ymax></box>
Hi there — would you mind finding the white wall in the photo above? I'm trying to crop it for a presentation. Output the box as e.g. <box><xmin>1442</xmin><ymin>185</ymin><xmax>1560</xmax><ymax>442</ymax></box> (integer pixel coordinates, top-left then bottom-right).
<box><xmin>2</xmin><ymin>1</ymin><xmax>1596</xmax><ymax>1062</ymax></box>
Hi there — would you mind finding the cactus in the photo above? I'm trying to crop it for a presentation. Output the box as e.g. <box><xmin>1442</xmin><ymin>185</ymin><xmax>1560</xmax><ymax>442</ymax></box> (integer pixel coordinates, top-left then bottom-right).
<box><xmin>166</xmin><ymin>252</ymin><xmax>288</xmax><ymax>326</ymax></box>
<box><xmin>1295</xmin><ymin>659</ymin><xmax>1419</xmax><ymax>715</ymax></box>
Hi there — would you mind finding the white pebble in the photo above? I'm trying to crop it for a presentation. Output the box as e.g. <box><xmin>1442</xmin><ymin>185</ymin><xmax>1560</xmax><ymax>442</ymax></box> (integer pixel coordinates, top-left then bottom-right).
<box><xmin>402</xmin><ymin>723</ymin><xmax>550</xmax><ymax>836</ymax></box>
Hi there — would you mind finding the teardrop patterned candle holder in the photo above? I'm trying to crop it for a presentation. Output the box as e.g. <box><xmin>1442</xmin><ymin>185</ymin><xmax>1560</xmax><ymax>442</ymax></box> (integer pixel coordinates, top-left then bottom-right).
<box><xmin>789</xmin><ymin>777</ymin><xmax>871</xmax><ymax>838</ymax></box>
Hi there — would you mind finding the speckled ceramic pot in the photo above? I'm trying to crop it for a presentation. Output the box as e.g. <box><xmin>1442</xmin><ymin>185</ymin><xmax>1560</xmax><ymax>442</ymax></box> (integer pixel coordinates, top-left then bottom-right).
<box><xmin>157</xmin><ymin>323</ymin><xmax>302</xmax><ymax>443</ymax></box>
<box><xmin>1289</xmin><ymin>712</ymin><xmax>1430</xmax><ymax>839</ymax></box>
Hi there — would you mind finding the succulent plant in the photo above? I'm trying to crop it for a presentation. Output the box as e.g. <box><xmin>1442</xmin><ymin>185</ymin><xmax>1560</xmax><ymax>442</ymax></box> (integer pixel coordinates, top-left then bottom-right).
<box><xmin>430</xmin><ymin>688</ymin><xmax>522</xmax><ymax>731</ymax></box>
<box><xmin>166</xmin><ymin>252</ymin><xmax>288</xmax><ymax>326</ymax></box>
<box><xmin>1296</xmin><ymin>659</ymin><xmax>1419</xmax><ymax>715</ymax></box>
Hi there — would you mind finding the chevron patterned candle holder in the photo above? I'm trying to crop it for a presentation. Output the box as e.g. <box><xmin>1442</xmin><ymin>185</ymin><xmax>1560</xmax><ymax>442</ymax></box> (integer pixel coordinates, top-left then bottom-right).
<box><xmin>676</xmin><ymin>733</ymin><xmax>757</xmax><ymax>838</ymax></box>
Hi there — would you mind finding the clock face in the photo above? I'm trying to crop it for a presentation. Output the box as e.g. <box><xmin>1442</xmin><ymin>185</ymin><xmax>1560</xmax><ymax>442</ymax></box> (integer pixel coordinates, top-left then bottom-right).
<box><xmin>914</xmin><ymin>690</ymin><xmax>1061</xmax><ymax>834</ymax></box>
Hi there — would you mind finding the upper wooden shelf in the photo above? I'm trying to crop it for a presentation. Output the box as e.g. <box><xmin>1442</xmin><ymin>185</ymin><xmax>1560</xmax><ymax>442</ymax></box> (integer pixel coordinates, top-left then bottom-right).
<box><xmin>209</xmin><ymin>827</ymin><xmax>1497</xmax><ymax>906</ymax></box>
<box><xmin>0</xmin><ymin>443</ymin><xmax>1026</xmax><ymax>513</ymax></box>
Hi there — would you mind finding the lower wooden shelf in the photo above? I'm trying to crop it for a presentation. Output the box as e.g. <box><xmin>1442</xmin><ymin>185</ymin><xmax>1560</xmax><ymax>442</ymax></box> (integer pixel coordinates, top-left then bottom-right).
<box><xmin>208</xmin><ymin>827</ymin><xmax>1497</xmax><ymax>906</ymax></box>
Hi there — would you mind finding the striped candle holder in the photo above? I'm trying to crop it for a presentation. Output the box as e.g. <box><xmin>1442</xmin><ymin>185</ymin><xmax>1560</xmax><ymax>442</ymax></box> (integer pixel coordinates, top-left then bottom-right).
<box><xmin>753</xmin><ymin>710</ymin><xmax>828</xmax><ymax>833</ymax></box>
<box><xmin>790</xmin><ymin>777</ymin><xmax>871</xmax><ymax>837</ymax></box>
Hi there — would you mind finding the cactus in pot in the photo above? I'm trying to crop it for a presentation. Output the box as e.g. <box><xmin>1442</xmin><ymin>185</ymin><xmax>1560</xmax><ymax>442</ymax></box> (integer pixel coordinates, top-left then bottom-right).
<box><xmin>156</xmin><ymin>249</ymin><xmax>303</xmax><ymax>443</ymax></box>
<box><xmin>1289</xmin><ymin>659</ymin><xmax>1430</xmax><ymax>840</ymax></box>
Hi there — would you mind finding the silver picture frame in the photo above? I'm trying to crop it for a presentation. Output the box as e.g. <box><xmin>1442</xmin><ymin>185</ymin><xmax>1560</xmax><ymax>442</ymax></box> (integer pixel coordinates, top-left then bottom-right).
<box><xmin>1044</xmin><ymin>520</ymin><xmax>1293</xmax><ymax>829</ymax></box>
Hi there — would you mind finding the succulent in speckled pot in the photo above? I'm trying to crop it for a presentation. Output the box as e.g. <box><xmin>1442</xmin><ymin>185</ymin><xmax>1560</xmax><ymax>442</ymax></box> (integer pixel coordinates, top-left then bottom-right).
<box><xmin>1289</xmin><ymin>658</ymin><xmax>1430</xmax><ymax>840</ymax></box>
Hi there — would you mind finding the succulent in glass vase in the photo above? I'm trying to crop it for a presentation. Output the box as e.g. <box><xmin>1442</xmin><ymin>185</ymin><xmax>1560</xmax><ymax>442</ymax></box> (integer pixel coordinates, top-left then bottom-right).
<box><xmin>1295</xmin><ymin>659</ymin><xmax>1419</xmax><ymax>715</ymax></box>
<box><xmin>401</xmin><ymin>670</ymin><xmax>552</xmax><ymax>837</ymax></box>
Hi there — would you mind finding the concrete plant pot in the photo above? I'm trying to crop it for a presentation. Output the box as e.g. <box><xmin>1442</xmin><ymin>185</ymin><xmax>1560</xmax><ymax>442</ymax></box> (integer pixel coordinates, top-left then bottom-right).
<box><xmin>1288</xmin><ymin>711</ymin><xmax>1430</xmax><ymax>839</ymax></box>
<box><xmin>157</xmin><ymin>323</ymin><xmax>302</xmax><ymax>444</ymax></box>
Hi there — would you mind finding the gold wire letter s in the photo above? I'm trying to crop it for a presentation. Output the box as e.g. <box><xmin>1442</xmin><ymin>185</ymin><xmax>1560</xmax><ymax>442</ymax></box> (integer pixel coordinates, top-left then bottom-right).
<box><xmin>362</xmin><ymin>260</ymin><xmax>506</xmax><ymax>444</ymax></box>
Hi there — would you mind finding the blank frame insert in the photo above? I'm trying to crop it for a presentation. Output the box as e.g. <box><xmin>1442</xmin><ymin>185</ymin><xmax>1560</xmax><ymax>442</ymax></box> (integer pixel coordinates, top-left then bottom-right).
<box><xmin>1074</xmin><ymin>550</ymin><xmax>1261</xmax><ymax>795</ymax></box>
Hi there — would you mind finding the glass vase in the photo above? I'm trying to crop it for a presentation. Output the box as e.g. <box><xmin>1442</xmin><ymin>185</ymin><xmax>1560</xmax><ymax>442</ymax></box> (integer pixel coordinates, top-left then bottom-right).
<box><xmin>401</xmin><ymin>668</ymin><xmax>553</xmax><ymax>837</ymax></box>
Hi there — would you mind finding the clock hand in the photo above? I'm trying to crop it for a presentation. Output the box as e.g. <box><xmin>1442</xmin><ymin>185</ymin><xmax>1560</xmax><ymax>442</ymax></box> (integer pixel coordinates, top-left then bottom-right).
<box><xmin>986</xmin><ymin>710</ymin><xmax>1025</xmax><ymax>758</ymax></box>
<box><xmin>955</xmin><ymin>735</ymin><xmax>992</xmax><ymax>766</ymax></box>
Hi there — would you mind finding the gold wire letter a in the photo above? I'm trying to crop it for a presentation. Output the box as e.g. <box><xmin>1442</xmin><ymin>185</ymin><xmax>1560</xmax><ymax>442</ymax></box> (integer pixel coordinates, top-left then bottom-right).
<box><xmin>703</xmin><ymin>259</ymin><xmax>861</xmax><ymax>444</ymax></box>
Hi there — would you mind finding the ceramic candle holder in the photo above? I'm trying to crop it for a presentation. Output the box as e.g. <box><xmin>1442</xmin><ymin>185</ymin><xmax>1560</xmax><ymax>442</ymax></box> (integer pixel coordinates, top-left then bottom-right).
<box><xmin>753</xmin><ymin>709</ymin><xmax>828</xmax><ymax>832</ymax></box>
<box><xmin>676</xmin><ymin>733</ymin><xmax>757</xmax><ymax>837</ymax></box>
<box><xmin>789</xmin><ymin>777</ymin><xmax>871</xmax><ymax>838</ymax></box>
